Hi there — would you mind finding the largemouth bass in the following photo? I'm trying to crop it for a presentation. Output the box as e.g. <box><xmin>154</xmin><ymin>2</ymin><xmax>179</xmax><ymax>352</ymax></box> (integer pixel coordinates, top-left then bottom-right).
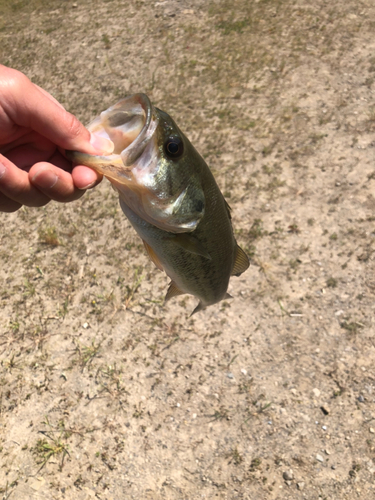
<box><xmin>67</xmin><ymin>94</ymin><xmax>249</xmax><ymax>314</ymax></box>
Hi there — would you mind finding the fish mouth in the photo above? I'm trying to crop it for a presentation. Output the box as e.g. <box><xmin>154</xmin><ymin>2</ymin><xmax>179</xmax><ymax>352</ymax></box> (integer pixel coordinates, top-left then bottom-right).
<box><xmin>66</xmin><ymin>93</ymin><xmax>159</xmax><ymax>182</ymax></box>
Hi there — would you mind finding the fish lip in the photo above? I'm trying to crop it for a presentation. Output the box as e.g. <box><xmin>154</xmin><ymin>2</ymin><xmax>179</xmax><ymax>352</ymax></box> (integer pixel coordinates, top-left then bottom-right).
<box><xmin>66</xmin><ymin>94</ymin><xmax>159</xmax><ymax>181</ymax></box>
<box><xmin>120</xmin><ymin>93</ymin><xmax>158</xmax><ymax>168</ymax></box>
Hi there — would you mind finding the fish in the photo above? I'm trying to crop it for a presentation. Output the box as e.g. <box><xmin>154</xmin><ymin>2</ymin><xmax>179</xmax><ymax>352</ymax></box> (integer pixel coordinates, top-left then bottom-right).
<box><xmin>67</xmin><ymin>94</ymin><xmax>249</xmax><ymax>314</ymax></box>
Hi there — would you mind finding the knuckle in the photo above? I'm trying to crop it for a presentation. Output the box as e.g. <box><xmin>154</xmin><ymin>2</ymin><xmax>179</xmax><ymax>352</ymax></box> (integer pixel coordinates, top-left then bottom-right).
<box><xmin>64</xmin><ymin>112</ymin><xmax>83</xmax><ymax>140</ymax></box>
<box><xmin>0</xmin><ymin>67</ymin><xmax>29</xmax><ymax>96</ymax></box>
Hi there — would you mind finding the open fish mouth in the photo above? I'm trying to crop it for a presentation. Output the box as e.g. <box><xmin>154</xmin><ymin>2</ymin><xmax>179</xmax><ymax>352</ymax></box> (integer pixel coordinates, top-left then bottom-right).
<box><xmin>67</xmin><ymin>93</ymin><xmax>206</xmax><ymax>233</ymax></box>
<box><xmin>66</xmin><ymin>93</ymin><xmax>159</xmax><ymax>182</ymax></box>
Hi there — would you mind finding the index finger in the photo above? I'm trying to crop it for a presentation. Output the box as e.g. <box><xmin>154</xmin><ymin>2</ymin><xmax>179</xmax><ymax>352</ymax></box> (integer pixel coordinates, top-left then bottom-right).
<box><xmin>0</xmin><ymin>65</ymin><xmax>113</xmax><ymax>155</ymax></box>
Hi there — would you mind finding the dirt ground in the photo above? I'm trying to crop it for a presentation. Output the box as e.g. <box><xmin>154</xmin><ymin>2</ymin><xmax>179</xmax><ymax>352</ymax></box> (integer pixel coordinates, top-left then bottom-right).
<box><xmin>1</xmin><ymin>0</ymin><xmax>375</xmax><ymax>498</ymax></box>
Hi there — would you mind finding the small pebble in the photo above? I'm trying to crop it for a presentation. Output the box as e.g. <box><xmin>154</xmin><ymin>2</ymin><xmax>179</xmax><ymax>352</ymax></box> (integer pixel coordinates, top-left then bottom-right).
<box><xmin>331</xmin><ymin>464</ymin><xmax>336</xmax><ymax>470</ymax></box>
<box><xmin>227</xmin><ymin>372</ymin><xmax>234</xmax><ymax>379</ymax></box>
<box><xmin>320</xmin><ymin>405</ymin><xmax>330</xmax><ymax>415</ymax></box>
<box><xmin>313</xmin><ymin>388</ymin><xmax>321</xmax><ymax>398</ymax></box>
<box><xmin>369</xmin><ymin>428</ymin><xmax>375</xmax><ymax>434</ymax></box>
<box><xmin>297</xmin><ymin>482</ymin><xmax>305</xmax><ymax>490</ymax></box>
<box><xmin>316</xmin><ymin>454</ymin><xmax>324</xmax><ymax>463</ymax></box>
<box><xmin>83</xmin><ymin>322</ymin><xmax>89</xmax><ymax>329</ymax></box>
<box><xmin>283</xmin><ymin>470</ymin><xmax>294</xmax><ymax>481</ymax></box>
<box><xmin>358</xmin><ymin>395</ymin><xmax>365</xmax><ymax>403</ymax></box>
<box><xmin>241</xmin><ymin>368</ymin><xmax>247</xmax><ymax>375</ymax></box>
<box><xmin>322</xmin><ymin>425</ymin><xmax>327</xmax><ymax>431</ymax></box>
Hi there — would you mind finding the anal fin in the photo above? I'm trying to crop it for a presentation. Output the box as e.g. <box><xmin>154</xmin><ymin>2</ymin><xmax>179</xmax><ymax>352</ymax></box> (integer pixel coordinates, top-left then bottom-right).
<box><xmin>142</xmin><ymin>240</ymin><xmax>164</xmax><ymax>271</ymax></box>
<box><xmin>190</xmin><ymin>293</ymin><xmax>232</xmax><ymax>316</ymax></box>
<box><xmin>190</xmin><ymin>301</ymin><xmax>206</xmax><ymax>316</ymax></box>
<box><xmin>165</xmin><ymin>281</ymin><xmax>185</xmax><ymax>302</ymax></box>
<box><xmin>231</xmin><ymin>245</ymin><xmax>250</xmax><ymax>276</ymax></box>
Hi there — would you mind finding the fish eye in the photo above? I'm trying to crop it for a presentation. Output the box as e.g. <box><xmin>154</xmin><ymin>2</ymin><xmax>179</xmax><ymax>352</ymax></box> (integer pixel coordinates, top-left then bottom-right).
<box><xmin>164</xmin><ymin>137</ymin><xmax>184</xmax><ymax>159</ymax></box>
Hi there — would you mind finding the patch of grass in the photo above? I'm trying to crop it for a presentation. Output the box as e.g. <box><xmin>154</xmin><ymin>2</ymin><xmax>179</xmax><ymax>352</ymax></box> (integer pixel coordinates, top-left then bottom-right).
<box><xmin>288</xmin><ymin>223</ymin><xmax>300</xmax><ymax>234</ymax></box>
<box><xmin>289</xmin><ymin>258</ymin><xmax>301</xmax><ymax>271</ymax></box>
<box><xmin>73</xmin><ymin>339</ymin><xmax>101</xmax><ymax>369</ymax></box>
<box><xmin>217</xmin><ymin>18</ymin><xmax>252</xmax><ymax>35</ymax></box>
<box><xmin>34</xmin><ymin>437</ymin><xmax>69</xmax><ymax>471</ymax></box>
<box><xmin>23</xmin><ymin>279</ymin><xmax>36</xmax><ymax>297</ymax></box>
<box><xmin>250</xmin><ymin>457</ymin><xmax>262</xmax><ymax>471</ymax></box>
<box><xmin>3</xmin><ymin>353</ymin><xmax>23</xmax><ymax>372</ymax></box>
<box><xmin>326</xmin><ymin>277</ymin><xmax>338</xmax><ymax>288</ymax></box>
<box><xmin>207</xmin><ymin>406</ymin><xmax>230</xmax><ymax>422</ymax></box>
<box><xmin>227</xmin><ymin>447</ymin><xmax>244</xmax><ymax>465</ymax></box>
<box><xmin>33</xmin><ymin>418</ymin><xmax>70</xmax><ymax>471</ymax></box>
<box><xmin>38</xmin><ymin>226</ymin><xmax>60</xmax><ymax>246</ymax></box>
<box><xmin>248</xmin><ymin>219</ymin><xmax>264</xmax><ymax>241</ymax></box>
<box><xmin>10</xmin><ymin>0</ymin><xmax>28</xmax><ymax>11</ymax></box>
<box><xmin>95</xmin><ymin>364</ymin><xmax>129</xmax><ymax>402</ymax></box>
<box><xmin>349</xmin><ymin>462</ymin><xmax>361</xmax><ymax>478</ymax></box>
<box><xmin>238</xmin><ymin>380</ymin><xmax>253</xmax><ymax>394</ymax></box>
<box><xmin>102</xmin><ymin>34</ymin><xmax>111</xmax><ymax>49</ymax></box>
<box><xmin>340</xmin><ymin>320</ymin><xmax>364</xmax><ymax>335</ymax></box>
<box><xmin>123</xmin><ymin>266</ymin><xmax>145</xmax><ymax>307</ymax></box>
<box><xmin>309</xmin><ymin>133</ymin><xmax>327</xmax><ymax>144</ymax></box>
<box><xmin>265</xmin><ymin>177</ymin><xmax>285</xmax><ymax>192</ymax></box>
<box><xmin>9</xmin><ymin>319</ymin><xmax>20</xmax><ymax>334</ymax></box>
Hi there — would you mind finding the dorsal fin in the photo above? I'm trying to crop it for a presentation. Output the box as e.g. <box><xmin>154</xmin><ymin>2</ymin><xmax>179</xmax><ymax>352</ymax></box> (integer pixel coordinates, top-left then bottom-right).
<box><xmin>142</xmin><ymin>240</ymin><xmax>164</xmax><ymax>271</ymax></box>
<box><xmin>231</xmin><ymin>245</ymin><xmax>250</xmax><ymax>276</ymax></box>
<box><xmin>165</xmin><ymin>281</ymin><xmax>185</xmax><ymax>302</ymax></box>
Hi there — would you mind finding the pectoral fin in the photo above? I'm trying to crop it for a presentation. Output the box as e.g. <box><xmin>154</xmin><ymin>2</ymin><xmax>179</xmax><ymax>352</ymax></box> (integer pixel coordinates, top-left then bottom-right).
<box><xmin>142</xmin><ymin>240</ymin><xmax>164</xmax><ymax>271</ymax></box>
<box><xmin>231</xmin><ymin>245</ymin><xmax>250</xmax><ymax>276</ymax></box>
<box><xmin>165</xmin><ymin>281</ymin><xmax>185</xmax><ymax>302</ymax></box>
<box><xmin>171</xmin><ymin>234</ymin><xmax>211</xmax><ymax>260</ymax></box>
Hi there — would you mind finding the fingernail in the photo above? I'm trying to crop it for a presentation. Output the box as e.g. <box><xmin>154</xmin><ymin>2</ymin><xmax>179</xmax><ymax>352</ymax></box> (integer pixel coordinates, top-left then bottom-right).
<box><xmin>79</xmin><ymin>180</ymin><xmax>97</xmax><ymax>190</ymax></box>
<box><xmin>32</xmin><ymin>170</ymin><xmax>58</xmax><ymax>189</ymax></box>
<box><xmin>0</xmin><ymin>162</ymin><xmax>6</xmax><ymax>180</ymax></box>
<box><xmin>90</xmin><ymin>133</ymin><xmax>114</xmax><ymax>155</ymax></box>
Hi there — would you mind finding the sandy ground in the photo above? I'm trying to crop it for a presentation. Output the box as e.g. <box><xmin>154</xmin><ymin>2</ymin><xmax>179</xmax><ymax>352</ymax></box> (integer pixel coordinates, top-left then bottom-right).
<box><xmin>1</xmin><ymin>0</ymin><xmax>375</xmax><ymax>498</ymax></box>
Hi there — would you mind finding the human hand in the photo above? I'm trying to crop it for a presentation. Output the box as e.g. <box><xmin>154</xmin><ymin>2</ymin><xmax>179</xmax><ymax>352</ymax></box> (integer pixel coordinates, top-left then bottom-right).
<box><xmin>0</xmin><ymin>65</ymin><xmax>114</xmax><ymax>212</ymax></box>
